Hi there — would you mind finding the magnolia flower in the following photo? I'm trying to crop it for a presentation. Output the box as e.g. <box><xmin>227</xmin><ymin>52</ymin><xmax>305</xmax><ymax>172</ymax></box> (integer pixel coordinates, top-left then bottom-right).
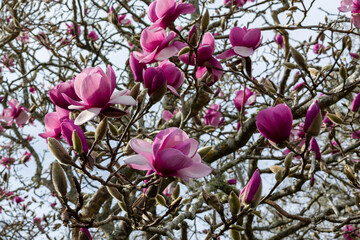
<box><xmin>339</xmin><ymin>0</ymin><xmax>360</xmax><ymax>28</ymax></box>
<box><xmin>66</xmin><ymin>23</ymin><xmax>81</xmax><ymax>36</ymax></box>
<box><xmin>203</xmin><ymin>104</ymin><xmax>224</xmax><ymax>127</ymax></box>
<box><xmin>239</xmin><ymin>169</ymin><xmax>262</xmax><ymax>207</ymax></box>
<box><xmin>118</xmin><ymin>14</ymin><xmax>132</xmax><ymax>25</ymax></box>
<box><xmin>274</xmin><ymin>33</ymin><xmax>284</xmax><ymax>48</ymax></box>
<box><xmin>179</xmin><ymin>31</ymin><xmax>223</xmax><ymax>86</ymax></box>
<box><xmin>159</xmin><ymin>60</ymin><xmax>184</xmax><ymax>94</ymax></box>
<box><xmin>224</xmin><ymin>0</ymin><xmax>254</xmax><ymax>8</ymax></box>
<box><xmin>60</xmin><ymin>120</ymin><xmax>89</xmax><ymax>153</ymax></box>
<box><xmin>144</xmin><ymin>67</ymin><xmax>167</xmax><ymax>96</ymax></box>
<box><xmin>133</xmin><ymin>27</ymin><xmax>183</xmax><ymax>64</ymax></box>
<box><xmin>80</xmin><ymin>228</ymin><xmax>92</xmax><ymax>240</ymax></box>
<box><xmin>256</xmin><ymin>104</ymin><xmax>293</xmax><ymax>145</ymax></box>
<box><xmin>233</xmin><ymin>87</ymin><xmax>256</xmax><ymax>112</ymax></box>
<box><xmin>227</xmin><ymin>178</ymin><xmax>237</xmax><ymax>185</ymax></box>
<box><xmin>323</xmin><ymin>115</ymin><xmax>334</xmax><ymax>128</ymax></box>
<box><xmin>343</xmin><ymin>224</ymin><xmax>359</xmax><ymax>240</ymax></box>
<box><xmin>63</xmin><ymin>65</ymin><xmax>136</xmax><ymax>125</ymax></box>
<box><xmin>310</xmin><ymin>137</ymin><xmax>321</xmax><ymax>160</ymax></box>
<box><xmin>21</xmin><ymin>152</ymin><xmax>31</xmax><ymax>163</ymax></box>
<box><xmin>124</xmin><ymin>127</ymin><xmax>212</xmax><ymax>181</ymax></box>
<box><xmin>14</xmin><ymin>196</ymin><xmax>24</xmax><ymax>204</ymax></box>
<box><xmin>129</xmin><ymin>53</ymin><xmax>147</xmax><ymax>82</ymax></box>
<box><xmin>313</xmin><ymin>43</ymin><xmax>325</xmax><ymax>54</ymax></box>
<box><xmin>350</xmin><ymin>52</ymin><xmax>360</xmax><ymax>59</ymax></box>
<box><xmin>162</xmin><ymin>109</ymin><xmax>178</xmax><ymax>122</ymax></box>
<box><xmin>162</xmin><ymin>183</ymin><xmax>175</xmax><ymax>197</ymax></box>
<box><xmin>293</xmin><ymin>82</ymin><xmax>305</xmax><ymax>91</ymax></box>
<box><xmin>351</xmin><ymin>92</ymin><xmax>360</xmax><ymax>112</ymax></box>
<box><xmin>217</xmin><ymin>27</ymin><xmax>262</xmax><ymax>59</ymax></box>
<box><xmin>39</xmin><ymin>107</ymin><xmax>70</xmax><ymax>140</ymax></box>
<box><xmin>2</xmin><ymin>99</ymin><xmax>29</xmax><ymax>127</ymax></box>
<box><xmin>88</xmin><ymin>30</ymin><xmax>99</xmax><ymax>41</ymax></box>
<box><xmin>303</xmin><ymin>100</ymin><xmax>322</xmax><ymax>136</ymax></box>
<box><xmin>0</xmin><ymin>157</ymin><xmax>15</xmax><ymax>169</ymax></box>
<box><xmin>17</xmin><ymin>31</ymin><xmax>30</xmax><ymax>43</ymax></box>
<box><xmin>49</xmin><ymin>79</ymin><xmax>80</xmax><ymax>110</ymax></box>
<box><xmin>29</xmin><ymin>87</ymin><xmax>36</xmax><ymax>94</ymax></box>
<box><xmin>2</xmin><ymin>55</ymin><xmax>15</xmax><ymax>72</ymax></box>
<box><xmin>148</xmin><ymin>0</ymin><xmax>195</xmax><ymax>28</ymax></box>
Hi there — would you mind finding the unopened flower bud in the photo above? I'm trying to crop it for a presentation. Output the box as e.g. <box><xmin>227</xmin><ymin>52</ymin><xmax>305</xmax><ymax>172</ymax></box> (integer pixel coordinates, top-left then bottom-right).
<box><xmin>48</xmin><ymin>137</ymin><xmax>72</xmax><ymax>165</ymax></box>
<box><xmin>290</xmin><ymin>47</ymin><xmax>307</xmax><ymax>70</ymax></box>
<box><xmin>229</xmin><ymin>191</ymin><xmax>240</xmax><ymax>215</ymax></box>
<box><xmin>172</xmin><ymin>184</ymin><xmax>180</xmax><ymax>200</ymax></box>
<box><xmin>201</xmin><ymin>9</ymin><xmax>210</xmax><ymax>31</ymax></box>
<box><xmin>117</xmin><ymin>200</ymin><xmax>127</xmax><ymax>212</ymax></box>
<box><xmin>108</xmin><ymin>122</ymin><xmax>119</xmax><ymax>136</ymax></box>
<box><xmin>79</xmin><ymin>228</ymin><xmax>92</xmax><ymax>240</ymax></box>
<box><xmin>197</xmin><ymin>146</ymin><xmax>213</xmax><ymax>158</ymax></box>
<box><xmin>106</xmin><ymin>186</ymin><xmax>123</xmax><ymax>201</ymax></box>
<box><xmin>283</xmin><ymin>62</ymin><xmax>297</xmax><ymax>69</ymax></box>
<box><xmin>264</xmin><ymin>79</ymin><xmax>277</xmax><ymax>94</ymax></box>
<box><xmin>137</xmin><ymin>89</ymin><xmax>147</xmax><ymax>105</ymax></box>
<box><xmin>304</xmin><ymin>100</ymin><xmax>322</xmax><ymax>136</ymax></box>
<box><xmin>178</xmin><ymin>46</ymin><xmax>191</xmax><ymax>56</ymax></box>
<box><xmin>95</xmin><ymin>118</ymin><xmax>108</xmax><ymax>142</ymax></box>
<box><xmin>284</xmin><ymin>152</ymin><xmax>294</xmax><ymax>170</ymax></box>
<box><xmin>52</xmin><ymin>162</ymin><xmax>68</xmax><ymax>197</ymax></box>
<box><xmin>230</xmin><ymin>227</ymin><xmax>241</xmax><ymax>240</ymax></box>
<box><xmin>149</xmin><ymin>82</ymin><xmax>167</xmax><ymax>104</ymax></box>
<box><xmin>129</xmin><ymin>82</ymin><xmax>141</xmax><ymax>100</ymax></box>
<box><xmin>155</xmin><ymin>194</ymin><xmax>167</xmax><ymax>207</ymax></box>
<box><xmin>326</xmin><ymin>113</ymin><xmax>343</xmax><ymax>125</ymax></box>
<box><xmin>145</xmin><ymin>185</ymin><xmax>158</xmax><ymax>199</ymax></box>
<box><xmin>340</xmin><ymin>64</ymin><xmax>347</xmax><ymax>80</ymax></box>
<box><xmin>72</xmin><ymin>130</ymin><xmax>83</xmax><ymax>154</ymax></box>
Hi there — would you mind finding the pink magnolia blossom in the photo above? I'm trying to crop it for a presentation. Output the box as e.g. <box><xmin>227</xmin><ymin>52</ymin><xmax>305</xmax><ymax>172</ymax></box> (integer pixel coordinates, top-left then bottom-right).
<box><xmin>49</xmin><ymin>79</ymin><xmax>80</xmax><ymax>110</ymax></box>
<box><xmin>239</xmin><ymin>169</ymin><xmax>262</xmax><ymax>207</ymax></box>
<box><xmin>233</xmin><ymin>87</ymin><xmax>256</xmax><ymax>112</ymax></box>
<box><xmin>80</xmin><ymin>228</ymin><xmax>92</xmax><ymax>240</ymax></box>
<box><xmin>217</xmin><ymin>27</ymin><xmax>262</xmax><ymax>59</ymax></box>
<box><xmin>66</xmin><ymin>23</ymin><xmax>81</xmax><ymax>36</ymax></box>
<box><xmin>2</xmin><ymin>99</ymin><xmax>29</xmax><ymax>127</ymax></box>
<box><xmin>2</xmin><ymin>55</ymin><xmax>15</xmax><ymax>72</ymax></box>
<box><xmin>118</xmin><ymin>14</ymin><xmax>132</xmax><ymax>25</ymax></box>
<box><xmin>162</xmin><ymin>109</ymin><xmax>178</xmax><ymax>122</ymax></box>
<box><xmin>60</xmin><ymin>119</ymin><xmax>89</xmax><ymax>153</ymax></box>
<box><xmin>227</xmin><ymin>178</ymin><xmax>237</xmax><ymax>185</ymax></box>
<box><xmin>88</xmin><ymin>30</ymin><xmax>99</xmax><ymax>41</ymax></box>
<box><xmin>17</xmin><ymin>31</ymin><xmax>30</xmax><ymax>43</ymax></box>
<box><xmin>203</xmin><ymin>104</ymin><xmax>224</xmax><ymax>127</ymax></box>
<box><xmin>303</xmin><ymin>100</ymin><xmax>322</xmax><ymax>136</ymax></box>
<box><xmin>0</xmin><ymin>157</ymin><xmax>15</xmax><ymax>169</ymax></box>
<box><xmin>274</xmin><ymin>33</ymin><xmax>284</xmax><ymax>48</ymax></box>
<box><xmin>147</xmin><ymin>0</ymin><xmax>195</xmax><ymax>28</ymax></box>
<box><xmin>323</xmin><ymin>115</ymin><xmax>334</xmax><ymax>128</ymax></box>
<box><xmin>21</xmin><ymin>152</ymin><xmax>31</xmax><ymax>163</ymax></box>
<box><xmin>310</xmin><ymin>137</ymin><xmax>321</xmax><ymax>160</ymax></box>
<box><xmin>33</xmin><ymin>217</ymin><xmax>42</xmax><ymax>226</ymax></box>
<box><xmin>339</xmin><ymin>0</ymin><xmax>360</xmax><ymax>28</ymax></box>
<box><xmin>129</xmin><ymin>53</ymin><xmax>147</xmax><ymax>82</ymax></box>
<box><xmin>350</xmin><ymin>52</ymin><xmax>360</xmax><ymax>59</ymax></box>
<box><xmin>313</xmin><ymin>43</ymin><xmax>325</xmax><ymax>54</ymax></box>
<box><xmin>343</xmin><ymin>224</ymin><xmax>359</xmax><ymax>240</ymax></box>
<box><xmin>159</xmin><ymin>60</ymin><xmax>184</xmax><ymax>94</ymax></box>
<box><xmin>256</xmin><ymin>104</ymin><xmax>293</xmax><ymax>145</ymax></box>
<box><xmin>351</xmin><ymin>92</ymin><xmax>360</xmax><ymax>112</ymax></box>
<box><xmin>124</xmin><ymin>127</ymin><xmax>212</xmax><ymax>181</ymax></box>
<box><xmin>179</xmin><ymin>31</ymin><xmax>223</xmax><ymax>86</ymax></box>
<box><xmin>50</xmin><ymin>202</ymin><xmax>57</xmax><ymax>209</ymax></box>
<box><xmin>29</xmin><ymin>87</ymin><xmax>36</xmax><ymax>94</ymax></box>
<box><xmin>14</xmin><ymin>196</ymin><xmax>24</xmax><ymax>204</ymax></box>
<box><xmin>224</xmin><ymin>0</ymin><xmax>254</xmax><ymax>8</ymax></box>
<box><xmin>63</xmin><ymin>65</ymin><xmax>136</xmax><ymax>125</ymax></box>
<box><xmin>144</xmin><ymin>67</ymin><xmax>167</xmax><ymax>96</ymax></box>
<box><xmin>133</xmin><ymin>27</ymin><xmax>183</xmax><ymax>64</ymax></box>
<box><xmin>293</xmin><ymin>82</ymin><xmax>305</xmax><ymax>91</ymax></box>
<box><xmin>39</xmin><ymin>107</ymin><xmax>69</xmax><ymax>140</ymax></box>
<box><xmin>162</xmin><ymin>183</ymin><xmax>175</xmax><ymax>197</ymax></box>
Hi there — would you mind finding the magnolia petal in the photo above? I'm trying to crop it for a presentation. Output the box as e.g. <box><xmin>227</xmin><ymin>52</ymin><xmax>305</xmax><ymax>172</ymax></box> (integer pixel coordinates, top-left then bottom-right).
<box><xmin>74</xmin><ymin>108</ymin><xmax>101</xmax><ymax>125</ymax></box>
<box><xmin>109</xmin><ymin>92</ymin><xmax>137</xmax><ymax>105</ymax></box>
<box><xmin>123</xmin><ymin>155</ymin><xmax>153</xmax><ymax>171</ymax></box>
<box><xmin>233</xmin><ymin>46</ymin><xmax>254</xmax><ymax>57</ymax></box>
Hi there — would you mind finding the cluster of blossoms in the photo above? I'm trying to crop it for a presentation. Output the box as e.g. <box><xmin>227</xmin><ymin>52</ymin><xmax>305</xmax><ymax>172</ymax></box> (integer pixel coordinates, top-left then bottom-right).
<box><xmin>339</xmin><ymin>0</ymin><xmax>360</xmax><ymax>28</ymax></box>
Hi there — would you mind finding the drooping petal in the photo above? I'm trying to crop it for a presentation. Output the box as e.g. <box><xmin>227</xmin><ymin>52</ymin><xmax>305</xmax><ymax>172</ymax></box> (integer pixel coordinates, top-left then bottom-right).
<box><xmin>74</xmin><ymin>108</ymin><xmax>102</xmax><ymax>125</ymax></box>
<box><xmin>123</xmin><ymin>155</ymin><xmax>153</xmax><ymax>171</ymax></box>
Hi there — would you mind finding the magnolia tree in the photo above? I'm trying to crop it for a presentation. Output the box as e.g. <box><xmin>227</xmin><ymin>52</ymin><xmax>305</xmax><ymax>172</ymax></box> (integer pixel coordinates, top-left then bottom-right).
<box><xmin>2</xmin><ymin>0</ymin><xmax>360</xmax><ymax>239</ymax></box>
